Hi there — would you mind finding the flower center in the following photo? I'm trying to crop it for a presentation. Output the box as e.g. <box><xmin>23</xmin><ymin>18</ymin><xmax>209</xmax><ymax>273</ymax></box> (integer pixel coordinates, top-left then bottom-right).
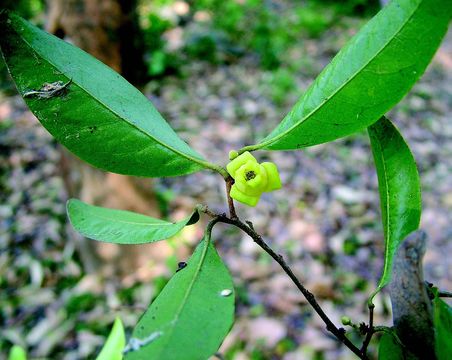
<box><xmin>245</xmin><ymin>171</ymin><xmax>256</xmax><ymax>181</ymax></box>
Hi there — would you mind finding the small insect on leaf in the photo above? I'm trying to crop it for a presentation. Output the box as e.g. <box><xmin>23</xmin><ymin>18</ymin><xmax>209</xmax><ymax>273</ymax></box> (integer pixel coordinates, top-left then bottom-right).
<box><xmin>176</xmin><ymin>262</ymin><xmax>187</xmax><ymax>272</ymax></box>
<box><xmin>23</xmin><ymin>79</ymin><xmax>72</xmax><ymax>99</ymax></box>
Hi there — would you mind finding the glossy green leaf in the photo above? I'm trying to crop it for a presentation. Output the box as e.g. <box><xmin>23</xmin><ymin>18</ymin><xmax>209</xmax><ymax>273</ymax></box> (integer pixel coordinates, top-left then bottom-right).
<box><xmin>368</xmin><ymin>117</ymin><xmax>421</xmax><ymax>295</ymax></box>
<box><xmin>0</xmin><ymin>12</ymin><xmax>217</xmax><ymax>177</ymax></box>
<box><xmin>124</xmin><ymin>233</ymin><xmax>235</xmax><ymax>360</ymax></box>
<box><xmin>378</xmin><ymin>332</ymin><xmax>404</xmax><ymax>360</ymax></box>
<box><xmin>96</xmin><ymin>317</ymin><xmax>126</xmax><ymax>360</ymax></box>
<box><xmin>8</xmin><ymin>345</ymin><xmax>27</xmax><ymax>360</ymax></box>
<box><xmin>243</xmin><ymin>0</ymin><xmax>451</xmax><ymax>151</ymax></box>
<box><xmin>67</xmin><ymin>199</ymin><xmax>199</xmax><ymax>244</ymax></box>
<box><xmin>433</xmin><ymin>289</ymin><xmax>452</xmax><ymax>360</ymax></box>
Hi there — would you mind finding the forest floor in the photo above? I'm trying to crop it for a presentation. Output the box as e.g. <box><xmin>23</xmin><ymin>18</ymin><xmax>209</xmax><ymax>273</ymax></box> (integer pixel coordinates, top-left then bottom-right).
<box><xmin>0</xmin><ymin>16</ymin><xmax>451</xmax><ymax>360</ymax></box>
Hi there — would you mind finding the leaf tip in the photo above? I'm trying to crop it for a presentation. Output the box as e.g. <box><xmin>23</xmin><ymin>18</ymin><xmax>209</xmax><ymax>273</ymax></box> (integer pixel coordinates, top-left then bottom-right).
<box><xmin>66</xmin><ymin>198</ymin><xmax>78</xmax><ymax>213</ymax></box>
<box><xmin>187</xmin><ymin>210</ymin><xmax>200</xmax><ymax>226</ymax></box>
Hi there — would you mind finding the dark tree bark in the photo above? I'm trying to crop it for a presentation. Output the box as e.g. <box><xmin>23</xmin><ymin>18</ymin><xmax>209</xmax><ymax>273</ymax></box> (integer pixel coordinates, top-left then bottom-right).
<box><xmin>46</xmin><ymin>0</ymin><xmax>164</xmax><ymax>280</ymax></box>
<box><xmin>46</xmin><ymin>0</ymin><xmax>146</xmax><ymax>83</ymax></box>
<box><xmin>389</xmin><ymin>230</ymin><xmax>436</xmax><ymax>359</ymax></box>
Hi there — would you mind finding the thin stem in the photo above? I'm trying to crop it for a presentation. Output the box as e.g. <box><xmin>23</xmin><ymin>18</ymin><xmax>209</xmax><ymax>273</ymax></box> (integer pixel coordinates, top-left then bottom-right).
<box><xmin>207</xmin><ymin>163</ymin><xmax>229</xmax><ymax>179</ymax></box>
<box><xmin>205</xmin><ymin>217</ymin><xmax>221</xmax><ymax>238</ymax></box>
<box><xmin>196</xmin><ymin>204</ymin><xmax>217</xmax><ymax>218</ymax></box>
<box><xmin>238</xmin><ymin>144</ymin><xmax>260</xmax><ymax>155</ymax></box>
<box><xmin>237</xmin><ymin>220</ymin><xmax>365</xmax><ymax>359</ymax></box>
<box><xmin>439</xmin><ymin>290</ymin><xmax>452</xmax><ymax>298</ymax></box>
<box><xmin>200</xmin><ymin>208</ymin><xmax>366</xmax><ymax>359</ymax></box>
<box><xmin>225</xmin><ymin>176</ymin><xmax>238</xmax><ymax>219</ymax></box>
<box><xmin>361</xmin><ymin>303</ymin><xmax>375</xmax><ymax>356</ymax></box>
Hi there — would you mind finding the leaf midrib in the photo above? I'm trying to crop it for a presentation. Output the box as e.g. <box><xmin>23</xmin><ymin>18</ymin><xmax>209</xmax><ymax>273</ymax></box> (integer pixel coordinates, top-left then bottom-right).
<box><xmin>376</xmin><ymin>124</ymin><xmax>421</xmax><ymax>289</ymax></box>
<box><xmin>374</xmin><ymin>133</ymin><xmax>391</xmax><ymax>289</ymax></box>
<box><xmin>78</xmin><ymin>211</ymin><xmax>175</xmax><ymax>227</ymax></box>
<box><xmin>13</xmin><ymin>18</ymin><xmax>209</xmax><ymax>169</ymax></box>
<box><xmin>155</xmin><ymin>238</ymin><xmax>211</xmax><ymax>357</ymax></box>
<box><xmin>83</xmin><ymin>215</ymin><xmax>173</xmax><ymax>227</ymax></box>
<box><xmin>260</xmin><ymin>1</ymin><xmax>421</xmax><ymax>148</ymax></box>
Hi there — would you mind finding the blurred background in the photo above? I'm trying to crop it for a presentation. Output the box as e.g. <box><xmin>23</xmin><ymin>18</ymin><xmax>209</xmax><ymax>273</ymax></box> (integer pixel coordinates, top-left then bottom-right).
<box><xmin>0</xmin><ymin>0</ymin><xmax>451</xmax><ymax>359</ymax></box>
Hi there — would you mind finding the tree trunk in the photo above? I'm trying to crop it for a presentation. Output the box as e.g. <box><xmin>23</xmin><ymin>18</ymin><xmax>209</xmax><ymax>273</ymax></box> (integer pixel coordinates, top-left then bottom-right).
<box><xmin>46</xmin><ymin>0</ymin><xmax>146</xmax><ymax>83</ymax></box>
<box><xmin>388</xmin><ymin>230</ymin><xmax>436</xmax><ymax>359</ymax></box>
<box><xmin>46</xmin><ymin>0</ymin><xmax>166</xmax><ymax>282</ymax></box>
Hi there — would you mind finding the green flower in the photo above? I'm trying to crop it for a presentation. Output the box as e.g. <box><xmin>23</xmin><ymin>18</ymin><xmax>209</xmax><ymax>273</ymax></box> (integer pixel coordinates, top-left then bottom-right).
<box><xmin>226</xmin><ymin>151</ymin><xmax>282</xmax><ymax>207</ymax></box>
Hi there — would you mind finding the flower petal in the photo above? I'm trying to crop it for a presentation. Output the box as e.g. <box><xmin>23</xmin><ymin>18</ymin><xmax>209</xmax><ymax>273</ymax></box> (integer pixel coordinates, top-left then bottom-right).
<box><xmin>262</xmin><ymin>162</ymin><xmax>282</xmax><ymax>192</ymax></box>
<box><xmin>246</xmin><ymin>165</ymin><xmax>268</xmax><ymax>190</ymax></box>
<box><xmin>226</xmin><ymin>151</ymin><xmax>257</xmax><ymax>179</ymax></box>
<box><xmin>230</xmin><ymin>184</ymin><xmax>260</xmax><ymax>207</ymax></box>
<box><xmin>234</xmin><ymin>179</ymin><xmax>262</xmax><ymax>196</ymax></box>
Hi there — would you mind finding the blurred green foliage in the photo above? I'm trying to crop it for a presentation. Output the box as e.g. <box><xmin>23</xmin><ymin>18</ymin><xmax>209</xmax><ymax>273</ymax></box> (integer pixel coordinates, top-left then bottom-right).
<box><xmin>1</xmin><ymin>0</ymin><xmax>380</xmax><ymax>89</ymax></box>
<box><xmin>138</xmin><ymin>0</ymin><xmax>380</xmax><ymax>77</ymax></box>
<box><xmin>2</xmin><ymin>0</ymin><xmax>45</xmax><ymax>21</ymax></box>
<box><xmin>141</xmin><ymin>12</ymin><xmax>179</xmax><ymax>76</ymax></box>
<box><xmin>262</xmin><ymin>68</ymin><xmax>297</xmax><ymax>105</ymax></box>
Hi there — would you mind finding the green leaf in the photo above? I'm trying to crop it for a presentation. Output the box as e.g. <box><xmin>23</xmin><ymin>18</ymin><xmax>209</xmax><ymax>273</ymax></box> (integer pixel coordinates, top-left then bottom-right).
<box><xmin>0</xmin><ymin>12</ymin><xmax>218</xmax><ymax>177</ymax></box>
<box><xmin>243</xmin><ymin>0</ymin><xmax>451</xmax><ymax>151</ymax></box>
<box><xmin>368</xmin><ymin>117</ymin><xmax>421</xmax><ymax>295</ymax></box>
<box><xmin>8</xmin><ymin>345</ymin><xmax>27</xmax><ymax>360</ymax></box>
<box><xmin>67</xmin><ymin>199</ymin><xmax>200</xmax><ymax>244</ymax></box>
<box><xmin>378</xmin><ymin>332</ymin><xmax>404</xmax><ymax>360</ymax></box>
<box><xmin>124</xmin><ymin>232</ymin><xmax>235</xmax><ymax>360</ymax></box>
<box><xmin>433</xmin><ymin>289</ymin><xmax>452</xmax><ymax>360</ymax></box>
<box><xmin>96</xmin><ymin>317</ymin><xmax>126</xmax><ymax>360</ymax></box>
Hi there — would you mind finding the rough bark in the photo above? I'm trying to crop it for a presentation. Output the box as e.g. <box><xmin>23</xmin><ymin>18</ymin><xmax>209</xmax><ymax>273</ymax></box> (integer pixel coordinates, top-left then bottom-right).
<box><xmin>46</xmin><ymin>0</ymin><xmax>165</xmax><ymax>281</ymax></box>
<box><xmin>46</xmin><ymin>0</ymin><xmax>146</xmax><ymax>82</ymax></box>
<box><xmin>388</xmin><ymin>230</ymin><xmax>436</xmax><ymax>359</ymax></box>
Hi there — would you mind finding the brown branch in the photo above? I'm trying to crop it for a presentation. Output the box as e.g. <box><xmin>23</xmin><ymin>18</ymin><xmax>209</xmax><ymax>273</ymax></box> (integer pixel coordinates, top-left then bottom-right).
<box><xmin>360</xmin><ymin>303</ymin><xmax>375</xmax><ymax>355</ymax></box>
<box><xmin>225</xmin><ymin>176</ymin><xmax>237</xmax><ymax>219</ymax></box>
<box><xmin>438</xmin><ymin>290</ymin><xmax>452</xmax><ymax>298</ymax></box>
<box><xmin>388</xmin><ymin>230</ymin><xmax>435</xmax><ymax>359</ymax></box>
<box><xmin>201</xmin><ymin>209</ymin><xmax>366</xmax><ymax>359</ymax></box>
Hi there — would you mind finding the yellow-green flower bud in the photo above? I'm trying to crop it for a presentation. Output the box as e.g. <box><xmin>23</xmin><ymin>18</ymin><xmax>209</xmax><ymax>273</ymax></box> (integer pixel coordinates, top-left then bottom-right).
<box><xmin>341</xmin><ymin>316</ymin><xmax>352</xmax><ymax>326</ymax></box>
<box><xmin>226</xmin><ymin>151</ymin><xmax>281</xmax><ymax>207</ymax></box>
<box><xmin>229</xmin><ymin>150</ymin><xmax>239</xmax><ymax>160</ymax></box>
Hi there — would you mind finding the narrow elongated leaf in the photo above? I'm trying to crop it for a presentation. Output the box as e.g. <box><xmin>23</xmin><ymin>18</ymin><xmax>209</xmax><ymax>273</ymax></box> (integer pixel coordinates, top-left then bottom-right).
<box><xmin>433</xmin><ymin>289</ymin><xmax>452</xmax><ymax>360</ymax></box>
<box><xmin>67</xmin><ymin>199</ymin><xmax>199</xmax><ymax>244</ymax></box>
<box><xmin>368</xmin><ymin>117</ymin><xmax>421</xmax><ymax>294</ymax></box>
<box><xmin>124</xmin><ymin>234</ymin><xmax>234</xmax><ymax>360</ymax></box>
<box><xmin>0</xmin><ymin>12</ymin><xmax>213</xmax><ymax>177</ymax></box>
<box><xmin>96</xmin><ymin>318</ymin><xmax>126</xmax><ymax>360</ymax></box>
<box><xmin>245</xmin><ymin>0</ymin><xmax>451</xmax><ymax>151</ymax></box>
